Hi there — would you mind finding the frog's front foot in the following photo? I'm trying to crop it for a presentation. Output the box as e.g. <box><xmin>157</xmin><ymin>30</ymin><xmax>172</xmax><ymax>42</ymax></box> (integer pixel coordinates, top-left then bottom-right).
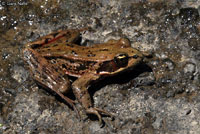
<box><xmin>72</xmin><ymin>73</ymin><xmax>114</xmax><ymax>125</ymax></box>
<box><xmin>86</xmin><ymin>107</ymin><xmax>114</xmax><ymax>125</ymax></box>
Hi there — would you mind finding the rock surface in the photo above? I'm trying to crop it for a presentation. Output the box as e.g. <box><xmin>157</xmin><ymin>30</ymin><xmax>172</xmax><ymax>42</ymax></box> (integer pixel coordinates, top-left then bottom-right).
<box><xmin>0</xmin><ymin>0</ymin><xmax>200</xmax><ymax>134</ymax></box>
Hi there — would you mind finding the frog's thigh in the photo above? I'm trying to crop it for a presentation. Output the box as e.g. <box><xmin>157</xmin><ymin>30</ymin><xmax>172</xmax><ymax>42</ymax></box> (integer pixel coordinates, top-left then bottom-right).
<box><xmin>25</xmin><ymin>49</ymin><xmax>71</xmax><ymax>93</ymax></box>
<box><xmin>72</xmin><ymin>73</ymin><xmax>100</xmax><ymax>109</ymax></box>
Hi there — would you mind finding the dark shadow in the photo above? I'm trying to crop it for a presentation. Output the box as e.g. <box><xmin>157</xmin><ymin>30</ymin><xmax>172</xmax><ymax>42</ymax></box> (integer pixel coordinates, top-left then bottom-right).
<box><xmin>89</xmin><ymin>62</ymin><xmax>152</xmax><ymax>98</ymax></box>
<box><xmin>85</xmin><ymin>62</ymin><xmax>152</xmax><ymax>122</ymax></box>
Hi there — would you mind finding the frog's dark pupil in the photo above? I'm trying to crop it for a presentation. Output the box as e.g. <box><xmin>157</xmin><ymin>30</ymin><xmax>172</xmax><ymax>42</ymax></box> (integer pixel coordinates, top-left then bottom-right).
<box><xmin>114</xmin><ymin>53</ymin><xmax>129</xmax><ymax>67</ymax></box>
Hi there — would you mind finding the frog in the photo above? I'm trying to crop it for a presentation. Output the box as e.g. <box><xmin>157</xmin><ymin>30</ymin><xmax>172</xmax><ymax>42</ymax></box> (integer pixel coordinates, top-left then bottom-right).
<box><xmin>23</xmin><ymin>28</ymin><xmax>146</xmax><ymax>124</ymax></box>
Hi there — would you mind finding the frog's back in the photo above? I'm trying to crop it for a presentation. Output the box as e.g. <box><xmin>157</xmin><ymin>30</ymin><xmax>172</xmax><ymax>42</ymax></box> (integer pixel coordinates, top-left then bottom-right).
<box><xmin>37</xmin><ymin>39</ymin><xmax>138</xmax><ymax>62</ymax></box>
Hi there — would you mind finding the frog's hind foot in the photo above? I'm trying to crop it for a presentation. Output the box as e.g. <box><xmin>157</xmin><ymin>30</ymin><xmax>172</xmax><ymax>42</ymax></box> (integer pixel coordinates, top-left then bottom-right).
<box><xmin>86</xmin><ymin>107</ymin><xmax>114</xmax><ymax>126</ymax></box>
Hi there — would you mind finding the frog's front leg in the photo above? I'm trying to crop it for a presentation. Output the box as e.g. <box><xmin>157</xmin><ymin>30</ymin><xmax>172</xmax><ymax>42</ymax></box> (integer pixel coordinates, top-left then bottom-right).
<box><xmin>72</xmin><ymin>73</ymin><xmax>113</xmax><ymax>124</ymax></box>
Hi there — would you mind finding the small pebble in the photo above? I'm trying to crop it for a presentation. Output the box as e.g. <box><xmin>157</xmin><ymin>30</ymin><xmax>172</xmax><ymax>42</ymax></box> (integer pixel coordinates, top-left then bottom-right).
<box><xmin>184</xmin><ymin>63</ymin><xmax>196</xmax><ymax>74</ymax></box>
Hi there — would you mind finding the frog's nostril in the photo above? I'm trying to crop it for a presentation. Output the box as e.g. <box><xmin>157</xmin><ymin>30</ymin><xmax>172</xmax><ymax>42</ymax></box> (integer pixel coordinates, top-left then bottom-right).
<box><xmin>132</xmin><ymin>55</ymin><xmax>138</xmax><ymax>59</ymax></box>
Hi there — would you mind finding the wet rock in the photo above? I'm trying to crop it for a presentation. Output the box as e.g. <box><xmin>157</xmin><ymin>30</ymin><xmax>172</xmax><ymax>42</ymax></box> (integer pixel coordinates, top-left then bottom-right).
<box><xmin>185</xmin><ymin>84</ymin><xmax>198</xmax><ymax>93</ymax></box>
<box><xmin>88</xmin><ymin>122</ymin><xmax>105</xmax><ymax>133</ymax></box>
<box><xmin>133</xmin><ymin>72</ymin><xmax>155</xmax><ymax>87</ymax></box>
<box><xmin>11</xmin><ymin>65</ymin><xmax>29</xmax><ymax>83</ymax></box>
<box><xmin>152</xmin><ymin>117</ymin><xmax>163</xmax><ymax>129</ymax></box>
<box><xmin>179</xmin><ymin>8</ymin><xmax>199</xmax><ymax>25</ymax></box>
<box><xmin>2</xmin><ymin>52</ymin><xmax>11</xmax><ymax>60</ymax></box>
<box><xmin>188</xmin><ymin>38</ymin><xmax>200</xmax><ymax>51</ymax></box>
<box><xmin>185</xmin><ymin>109</ymin><xmax>191</xmax><ymax>115</ymax></box>
<box><xmin>157</xmin><ymin>53</ymin><xmax>168</xmax><ymax>59</ymax></box>
<box><xmin>163</xmin><ymin>59</ymin><xmax>175</xmax><ymax>71</ymax></box>
<box><xmin>184</xmin><ymin>62</ymin><xmax>196</xmax><ymax>74</ymax></box>
<box><xmin>166</xmin><ymin>90</ymin><xmax>175</xmax><ymax>98</ymax></box>
<box><xmin>4</xmin><ymin>88</ymin><xmax>16</xmax><ymax>96</ymax></box>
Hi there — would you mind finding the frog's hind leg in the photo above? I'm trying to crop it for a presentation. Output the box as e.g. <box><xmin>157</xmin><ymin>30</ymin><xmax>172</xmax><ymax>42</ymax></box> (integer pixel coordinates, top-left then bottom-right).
<box><xmin>24</xmin><ymin>49</ymin><xmax>80</xmax><ymax>118</ymax></box>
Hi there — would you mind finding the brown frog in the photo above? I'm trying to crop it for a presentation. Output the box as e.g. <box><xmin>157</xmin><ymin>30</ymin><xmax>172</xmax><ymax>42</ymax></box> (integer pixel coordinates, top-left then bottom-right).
<box><xmin>23</xmin><ymin>28</ymin><xmax>146</xmax><ymax>124</ymax></box>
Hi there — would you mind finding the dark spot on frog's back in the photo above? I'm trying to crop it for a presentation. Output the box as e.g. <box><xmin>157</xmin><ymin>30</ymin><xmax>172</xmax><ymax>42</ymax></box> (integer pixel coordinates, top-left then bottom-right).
<box><xmin>65</xmin><ymin>32</ymin><xmax>72</xmax><ymax>42</ymax></box>
<box><xmin>71</xmin><ymin>50</ymin><xmax>77</xmax><ymax>55</ymax></box>
<box><xmin>30</xmin><ymin>44</ymin><xmax>41</xmax><ymax>49</ymax></box>
<box><xmin>52</xmin><ymin>44</ymin><xmax>58</xmax><ymax>47</ymax></box>
<box><xmin>69</xmin><ymin>59</ymin><xmax>75</xmax><ymax>63</ymax></box>
<box><xmin>52</xmin><ymin>32</ymin><xmax>59</xmax><ymax>38</ymax></box>
<box><xmin>87</xmin><ymin>53</ymin><xmax>96</xmax><ymax>57</ymax></box>
<box><xmin>42</xmin><ymin>45</ymin><xmax>50</xmax><ymax>49</ymax></box>
<box><xmin>52</xmin><ymin>66</ymin><xmax>59</xmax><ymax>72</ymax></box>
<box><xmin>65</xmin><ymin>31</ymin><xmax>71</xmax><ymax>37</ymax></box>
<box><xmin>66</xmin><ymin>43</ymin><xmax>74</xmax><ymax>47</ymax></box>
<box><xmin>45</xmin><ymin>38</ymin><xmax>51</xmax><ymax>44</ymax></box>
<box><xmin>99</xmin><ymin>48</ymin><xmax>109</xmax><ymax>51</ymax></box>
<box><xmin>62</xmin><ymin>64</ymin><xmax>67</xmax><ymax>69</ymax></box>
<box><xmin>77</xmin><ymin>64</ymin><xmax>87</xmax><ymax>70</ymax></box>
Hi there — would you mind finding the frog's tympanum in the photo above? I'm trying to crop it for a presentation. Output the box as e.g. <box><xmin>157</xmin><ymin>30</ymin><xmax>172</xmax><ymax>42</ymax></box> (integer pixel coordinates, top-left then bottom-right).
<box><xmin>23</xmin><ymin>29</ymin><xmax>146</xmax><ymax>124</ymax></box>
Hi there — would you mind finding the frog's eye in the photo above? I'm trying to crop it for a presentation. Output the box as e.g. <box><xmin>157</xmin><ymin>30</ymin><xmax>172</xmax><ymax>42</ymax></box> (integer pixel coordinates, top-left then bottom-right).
<box><xmin>114</xmin><ymin>53</ymin><xmax>129</xmax><ymax>67</ymax></box>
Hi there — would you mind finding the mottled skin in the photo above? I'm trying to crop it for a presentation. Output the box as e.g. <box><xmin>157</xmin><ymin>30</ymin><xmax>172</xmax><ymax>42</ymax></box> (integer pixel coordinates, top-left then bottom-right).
<box><xmin>23</xmin><ymin>28</ymin><xmax>145</xmax><ymax>124</ymax></box>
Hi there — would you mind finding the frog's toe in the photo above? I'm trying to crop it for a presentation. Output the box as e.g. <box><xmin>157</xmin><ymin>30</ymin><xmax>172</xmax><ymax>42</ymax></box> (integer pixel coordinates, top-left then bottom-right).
<box><xmin>93</xmin><ymin>107</ymin><xmax>114</xmax><ymax>119</ymax></box>
<box><xmin>86</xmin><ymin>107</ymin><xmax>114</xmax><ymax>125</ymax></box>
<box><xmin>86</xmin><ymin>108</ymin><xmax>102</xmax><ymax>125</ymax></box>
